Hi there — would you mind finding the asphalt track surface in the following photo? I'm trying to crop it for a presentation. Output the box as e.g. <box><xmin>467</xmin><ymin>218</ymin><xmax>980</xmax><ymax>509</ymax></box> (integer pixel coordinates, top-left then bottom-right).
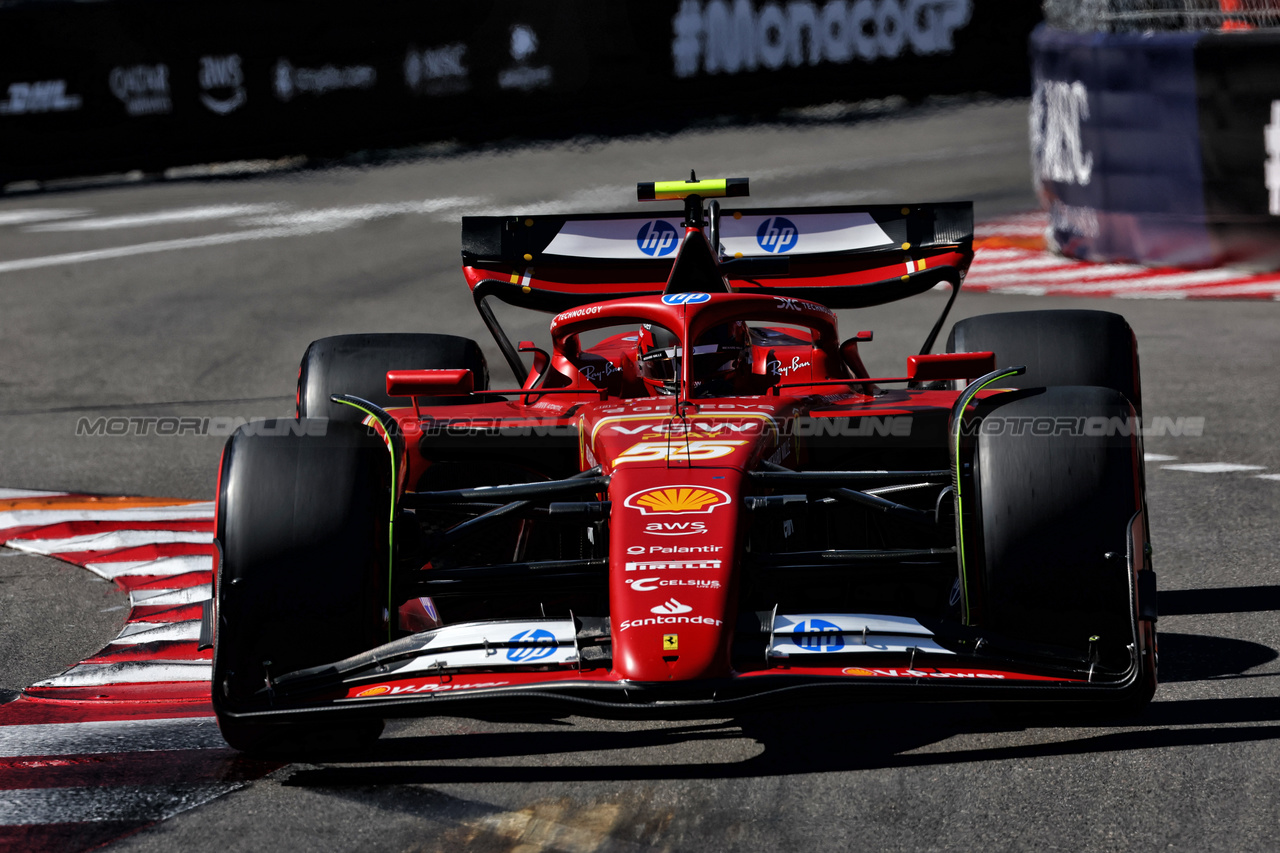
<box><xmin>2</xmin><ymin>98</ymin><xmax>1279</xmax><ymax>851</ymax></box>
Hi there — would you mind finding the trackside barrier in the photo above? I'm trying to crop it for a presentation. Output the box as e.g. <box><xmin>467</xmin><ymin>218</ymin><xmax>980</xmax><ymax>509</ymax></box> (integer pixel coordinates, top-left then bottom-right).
<box><xmin>1031</xmin><ymin>24</ymin><xmax>1280</xmax><ymax>270</ymax></box>
<box><xmin>0</xmin><ymin>0</ymin><xmax>1042</xmax><ymax>186</ymax></box>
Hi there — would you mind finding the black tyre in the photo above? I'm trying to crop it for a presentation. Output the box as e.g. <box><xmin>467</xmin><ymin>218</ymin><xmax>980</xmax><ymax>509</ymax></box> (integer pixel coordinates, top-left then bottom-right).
<box><xmin>969</xmin><ymin>386</ymin><xmax>1153</xmax><ymax>704</ymax></box>
<box><xmin>297</xmin><ymin>333</ymin><xmax>489</xmax><ymax>422</ymax></box>
<box><xmin>947</xmin><ymin>310</ymin><xmax>1142</xmax><ymax>415</ymax></box>
<box><xmin>213</xmin><ymin>418</ymin><xmax>391</xmax><ymax>753</ymax></box>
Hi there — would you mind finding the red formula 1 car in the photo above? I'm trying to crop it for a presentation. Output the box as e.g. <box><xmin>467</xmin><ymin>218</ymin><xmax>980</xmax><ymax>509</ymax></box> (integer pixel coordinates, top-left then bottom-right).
<box><xmin>208</xmin><ymin>177</ymin><xmax>1157</xmax><ymax>751</ymax></box>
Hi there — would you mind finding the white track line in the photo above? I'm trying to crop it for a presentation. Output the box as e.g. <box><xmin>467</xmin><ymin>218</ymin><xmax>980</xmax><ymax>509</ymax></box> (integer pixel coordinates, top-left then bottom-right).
<box><xmin>0</xmin><ymin>489</ymin><xmax>71</xmax><ymax>500</ymax></box>
<box><xmin>35</xmin><ymin>661</ymin><xmax>211</xmax><ymax>688</ymax></box>
<box><xmin>129</xmin><ymin>585</ymin><xmax>212</xmax><ymax>607</ymax></box>
<box><xmin>0</xmin><ymin>222</ymin><xmax>348</xmax><ymax>275</ymax></box>
<box><xmin>0</xmin><ymin>504</ymin><xmax>213</xmax><ymax>529</ymax></box>
<box><xmin>1161</xmin><ymin>463</ymin><xmax>1266</xmax><ymax>474</ymax></box>
<box><xmin>0</xmin><ymin>784</ymin><xmax>242</xmax><ymax>825</ymax></box>
<box><xmin>0</xmin><ymin>195</ymin><xmax>485</xmax><ymax>275</ymax></box>
<box><xmin>1144</xmin><ymin>453</ymin><xmax>1177</xmax><ymax>462</ymax></box>
<box><xmin>0</xmin><ymin>717</ymin><xmax>222</xmax><ymax>755</ymax></box>
<box><xmin>0</xmin><ymin>209</ymin><xmax>89</xmax><ymax>226</ymax></box>
<box><xmin>25</xmin><ymin>204</ymin><xmax>283</xmax><ymax>232</ymax></box>
<box><xmin>86</xmin><ymin>556</ymin><xmax>214</xmax><ymax>580</ymax></box>
<box><xmin>8</xmin><ymin>530</ymin><xmax>213</xmax><ymax>555</ymax></box>
<box><xmin>1254</xmin><ymin>474</ymin><xmax>1280</xmax><ymax>481</ymax></box>
<box><xmin>240</xmin><ymin>196</ymin><xmax>483</xmax><ymax>228</ymax></box>
<box><xmin>111</xmin><ymin>621</ymin><xmax>203</xmax><ymax>644</ymax></box>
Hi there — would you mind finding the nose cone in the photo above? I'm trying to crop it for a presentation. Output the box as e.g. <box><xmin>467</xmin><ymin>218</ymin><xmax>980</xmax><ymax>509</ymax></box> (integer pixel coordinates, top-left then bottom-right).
<box><xmin>607</xmin><ymin>468</ymin><xmax>742</xmax><ymax>681</ymax></box>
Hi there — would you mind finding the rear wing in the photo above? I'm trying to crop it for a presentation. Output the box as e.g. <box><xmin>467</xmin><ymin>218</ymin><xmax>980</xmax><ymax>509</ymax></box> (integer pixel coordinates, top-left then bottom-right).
<box><xmin>461</xmin><ymin>202</ymin><xmax>973</xmax><ymax>312</ymax></box>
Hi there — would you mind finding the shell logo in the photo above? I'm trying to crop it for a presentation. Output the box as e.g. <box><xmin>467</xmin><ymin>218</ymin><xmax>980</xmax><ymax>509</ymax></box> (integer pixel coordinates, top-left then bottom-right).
<box><xmin>843</xmin><ymin>668</ymin><xmax>875</xmax><ymax>677</ymax></box>
<box><xmin>624</xmin><ymin>485</ymin><xmax>731</xmax><ymax>515</ymax></box>
<box><xmin>355</xmin><ymin>685</ymin><xmax>391</xmax><ymax>697</ymax></box>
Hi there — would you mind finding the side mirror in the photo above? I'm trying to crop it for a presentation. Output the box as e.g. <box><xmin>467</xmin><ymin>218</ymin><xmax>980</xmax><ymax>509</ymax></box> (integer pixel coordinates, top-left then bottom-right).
<box><xmin>907</xmin><ymin>352</ymin><xmax>996</xmax><ymax>381</ymax></box>
<box><xmin>386</xmin><ymin>369</ymin><xmax>474</xmax><ymax>397</ymax></box>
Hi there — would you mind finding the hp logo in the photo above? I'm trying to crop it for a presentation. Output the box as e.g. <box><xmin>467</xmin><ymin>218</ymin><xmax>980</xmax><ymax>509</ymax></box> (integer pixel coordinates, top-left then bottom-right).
<box><xmin>506</xmin><ymin>628</ymin><xmax>557</xmax><ymax>662</ymax></box>
<box><xmin>792</xmin><ymin>619</ymin><xmax>844</xmax><ymax>652</ymax></box>
<box><xmin>661</xmin><ymin>292</ymin><xmax>711</xmax><ymax>305</ymax></box>
<box><xmin>756</xmin><ymin>216</ymin><xmax>799</xmax><ymax>253</ymax></box>
<box><xmin>637</xmin><ymin>220</ymin><xmax>679</xmax><ymax>257</ymax></box>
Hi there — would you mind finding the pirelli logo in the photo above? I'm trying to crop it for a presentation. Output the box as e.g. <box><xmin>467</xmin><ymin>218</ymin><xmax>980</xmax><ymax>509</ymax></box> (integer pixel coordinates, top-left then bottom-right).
<box><xmin>624</xmin><ymin>559</ymin><xmax>722</xmax><ymax>572</ymax></box>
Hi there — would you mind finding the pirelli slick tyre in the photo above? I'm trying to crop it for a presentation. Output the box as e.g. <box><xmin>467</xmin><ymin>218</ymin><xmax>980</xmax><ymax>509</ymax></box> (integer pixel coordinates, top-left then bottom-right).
<box><xmin>968</xmin><ymin>386</ymin><xmax>1154</xmax><ymax>708</ymax></box>
<box><xmin>947</xmin><ymin>310</ymin><xmax>1142</xmax><ymax>416</ymax></box>
<box><xmin>297</xmin><ymin>333</ymin><xmax>490</xmax><ymax>423</ymax></box>
<box><xmin>212</xmin><ymin>418</ymin><xmax>390</xmax><ymax>753</ymax></box>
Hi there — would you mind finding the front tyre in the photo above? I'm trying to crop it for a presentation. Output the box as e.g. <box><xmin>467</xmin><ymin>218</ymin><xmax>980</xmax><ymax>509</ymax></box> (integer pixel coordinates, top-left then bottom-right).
<box><xmin>213</xmin><ymin>418</ymin><xmax>391</xmax><ymax>753</ymax></box>
<box><xmin>968</xmin><ymin>386</ymin><xmax>1154</xmax><ymax>710</ymax></box>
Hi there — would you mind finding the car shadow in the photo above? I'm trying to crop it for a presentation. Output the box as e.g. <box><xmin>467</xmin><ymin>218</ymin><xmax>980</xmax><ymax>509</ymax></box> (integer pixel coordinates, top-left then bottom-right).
<box><xmin>280</xmin><ymin>631</ymin><xmax>1280</xmax><ymax>787</ymax></box>
<box><xmin>1160</xmin><ymin>585</ymin><xmax>1280</xmax><ymax>616</ymax></box>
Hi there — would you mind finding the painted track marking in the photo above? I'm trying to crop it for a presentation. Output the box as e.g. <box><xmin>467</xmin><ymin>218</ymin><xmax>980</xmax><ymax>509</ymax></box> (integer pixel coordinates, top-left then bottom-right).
<box><xmin>971</xmin><ymin>213</ymin><xmax>1280</xmax><ymax>300</ymax></box>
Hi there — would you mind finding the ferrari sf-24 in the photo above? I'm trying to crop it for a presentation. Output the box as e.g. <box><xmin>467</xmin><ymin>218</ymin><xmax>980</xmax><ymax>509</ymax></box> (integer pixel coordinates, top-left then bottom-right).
<box><xmin>207</xmin><ymin>176</ymin><xmax>1157</xmax><ymax>751</ymax></box>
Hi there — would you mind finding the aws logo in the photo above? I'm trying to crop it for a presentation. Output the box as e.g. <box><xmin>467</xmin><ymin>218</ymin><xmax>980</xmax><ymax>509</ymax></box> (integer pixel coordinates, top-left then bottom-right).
<box><xmin>624</xmin><ymin>485</ymin><xmax>731</xmax><ymax>515</ymax></box>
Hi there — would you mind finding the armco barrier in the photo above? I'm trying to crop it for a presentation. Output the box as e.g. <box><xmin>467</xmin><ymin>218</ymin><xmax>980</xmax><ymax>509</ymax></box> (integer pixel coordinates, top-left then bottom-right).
<box><xmin>0</xmin><ymin>0</ymin><xmax>1041</xmax><ymax>186</ymax></box>
<box><xmin>1031</xmin><ymin>24</ymin><xmax>1280</xmax><ymax>270</ymax></box>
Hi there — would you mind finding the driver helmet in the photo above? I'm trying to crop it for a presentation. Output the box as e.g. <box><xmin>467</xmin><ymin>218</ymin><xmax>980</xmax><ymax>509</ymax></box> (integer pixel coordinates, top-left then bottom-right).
<box><xmin>637</xmin><ymin>322</ymin><xmax>748</xmax><ymax>396</ymax></box>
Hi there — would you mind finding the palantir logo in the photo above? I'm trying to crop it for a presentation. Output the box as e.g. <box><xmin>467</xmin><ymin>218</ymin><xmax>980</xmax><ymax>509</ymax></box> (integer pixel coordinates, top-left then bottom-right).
<box><xmin>792</xmin><ymin>618</ymin><xmax>844</xmax><ymax>651</ymax></box>
<box><xmin>637</xmin><ymin>220</ymin><xmax>680</xmax><ymax>256</ymax></box>
<box><xmin>506</xmin><ymin>628</ymin><xmax>557</xmax><ymax>662</ymax></box>
<box><xmin>756</xmin><ymin>216</ymin><xmax>798</xmax><ymax>253</ymax></box>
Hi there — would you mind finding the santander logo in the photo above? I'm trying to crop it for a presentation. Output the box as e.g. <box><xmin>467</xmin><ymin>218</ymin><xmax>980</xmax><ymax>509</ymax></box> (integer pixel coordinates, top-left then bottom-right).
<box><xmin>650</xmin><ymin>598</ymin><xmax>693</xmax><ymax>615</ymax></box>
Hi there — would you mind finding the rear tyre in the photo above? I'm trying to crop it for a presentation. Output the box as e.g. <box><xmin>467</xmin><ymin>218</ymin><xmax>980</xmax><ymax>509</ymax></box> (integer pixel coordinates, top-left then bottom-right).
<box><xmin>947</xmin><ymin>310</ymin><xmax>1142</xmax><ymax>415</ymax></box>
<box><xmin>213</xmin><ymin>418</ymin><xmax>391</xmax><ymax>753</ymax></box>
<box><xmin>297</xmin><ymin>333</ymin><xmax>490</xmax><ymax>422</ymax></box>
<box><xmin>969</xmin><ymin>386</ymin><xmax>1154</xmax><ymax>710</ymax></box>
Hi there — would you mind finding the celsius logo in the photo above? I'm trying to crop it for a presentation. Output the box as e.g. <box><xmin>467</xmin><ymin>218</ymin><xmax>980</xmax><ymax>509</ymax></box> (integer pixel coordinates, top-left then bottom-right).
<box><xmin>792</xmin><ymin>619</ymin><xmax>844</xmax><ymax>651</ymax></box>
<box><xmin>637</xmin><ymin>220</ymin><xmax>679</xmax><ymax>257</ymax></box>
<box><xmin>506</xmin><ymin>628</ymin><xmax>557</xmax><ymax>662</ymax></box>
<box><xmin>756</xmin><ymin>217</ymin><xmax>798</xmax><ymax>253</ymax></box>
<box><xmin>662</xmin><ymin>292</ymin><xmax>711</xmax><ymax>305</ymax></box>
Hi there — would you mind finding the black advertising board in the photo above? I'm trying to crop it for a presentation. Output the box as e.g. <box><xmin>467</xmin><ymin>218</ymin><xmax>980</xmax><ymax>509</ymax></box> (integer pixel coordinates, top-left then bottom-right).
<box><xmin>0</xmin><ymin>0</ymin><xmax>1042</xmax><ymax>185</ymax></box>
<box><xmin>1195</xmin><ymin>31</ymin><xmax>1280</xmax><ymax>270</ymax></box>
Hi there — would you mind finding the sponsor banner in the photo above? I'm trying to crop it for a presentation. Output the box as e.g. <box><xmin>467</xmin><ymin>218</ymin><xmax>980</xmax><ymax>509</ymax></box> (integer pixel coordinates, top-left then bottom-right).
<box><xmin>347</xmin><ymin>678</ymin><xmax>511</xmax><ymax>699</ymax></box>
<box><xmin>1030</xmin><ymin>25</ymin><xmax>1215</xmax><ymax>268</ymax></box>
<box><xmin>389</xmin><ymin>618</ymin><xmax>578</xmax><ymax>673</ymax></box>
<box><xmin>1194</xmin><ymin>31</ymin><xmax>1280</xmax><ymax>270</ymax></box>
<box><xmin>543</xmin><ymin>218</ymin><xmax>686</xmax><ymax>259</ymax></box>
<box><xmin>840</xmin><ymin>667</ymin><xmax>1075</xmax><ymax>682</ymax></box>
<box><xmin>718</xmin><ymin>212</ymin><xmax>892</xmax><ymax>257</ymax></box>
<box><xmin>770</xmin><ymin>613</ymin><xmax>952</xmax><ymax>655</ymax></box>
<box><xmin>0</xmin><ymin>1</ymin><xmax>1040</xmax><ymax>185</ymax></box>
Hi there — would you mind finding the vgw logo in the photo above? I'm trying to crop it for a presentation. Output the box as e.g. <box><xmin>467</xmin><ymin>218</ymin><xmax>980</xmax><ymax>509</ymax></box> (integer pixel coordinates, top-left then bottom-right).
<box><xmin>791</xmin><ymin>619</ymin><xmax>844</xmax><ymax>651</ymax></box>
<box><xmin>636</xmin><ymin>220</ymin><xmax>679</xmax><ymax>257</ymax></box>
<box><xmin>506</xmin><ymin>628</ymin><xmax>557</xmax><ymax>662</ymax></box>
<box><xmin>756</xmin><ymin>216</ymin><xmax>798</xmax><ymax>253</ymax></box>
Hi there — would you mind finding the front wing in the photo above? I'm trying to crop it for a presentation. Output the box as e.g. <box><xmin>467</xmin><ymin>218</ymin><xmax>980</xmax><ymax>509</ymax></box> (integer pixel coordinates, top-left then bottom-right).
<box><xmin>217</xmin><ymin>613</ymin><xmax>1151</xmax><ymax>725</ymax></box>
